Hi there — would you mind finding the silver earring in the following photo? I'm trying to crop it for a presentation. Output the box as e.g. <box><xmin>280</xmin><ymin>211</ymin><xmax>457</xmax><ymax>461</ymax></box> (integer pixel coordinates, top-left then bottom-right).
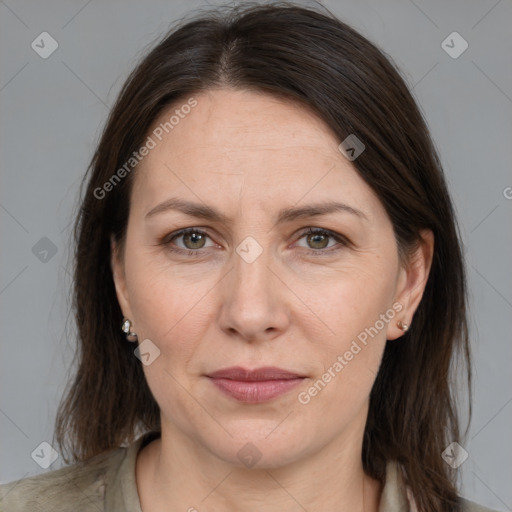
<box><xmin>121</xmin><ymin>318</ymin><xmax>138</xmax><ymax>342</ymax></box>
<box><xmin>397</xmin><ymin>320</ymin><xmax>409</xmax><ymax>332</ymax></box>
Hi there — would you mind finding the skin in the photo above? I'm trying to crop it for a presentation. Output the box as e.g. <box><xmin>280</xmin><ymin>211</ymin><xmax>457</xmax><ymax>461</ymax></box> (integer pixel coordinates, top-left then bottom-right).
<box><xmin>111</xmin><ymin>88</ymin><xmax>434</xmax><ymax>512</ymax></box>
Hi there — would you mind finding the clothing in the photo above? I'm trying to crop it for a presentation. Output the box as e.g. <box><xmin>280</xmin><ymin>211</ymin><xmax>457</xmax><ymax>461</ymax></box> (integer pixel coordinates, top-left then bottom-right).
<box><xmin>0</xmin><ymin>431</ymin><xmax>497</xmax><ymax>511</ymax></box>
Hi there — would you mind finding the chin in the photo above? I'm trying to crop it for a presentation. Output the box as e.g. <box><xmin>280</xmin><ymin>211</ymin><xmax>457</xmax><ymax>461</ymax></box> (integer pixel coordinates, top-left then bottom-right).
<box><xmin>203</xmin><ymin>423</ymin><xmax>316</xmax><ymax>470</ymax></box>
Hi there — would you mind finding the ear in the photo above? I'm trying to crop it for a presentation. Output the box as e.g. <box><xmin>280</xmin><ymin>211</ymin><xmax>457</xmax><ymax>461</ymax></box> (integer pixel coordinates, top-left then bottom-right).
<box><xmin>110</xmin><ymin>235</ymin><xmax>133</xmax><ymax>321</ymax></box>
<box><xmin>387</xmin><ymin>229</ymin><xmax>434</xmax><ymax>340</ymax></box>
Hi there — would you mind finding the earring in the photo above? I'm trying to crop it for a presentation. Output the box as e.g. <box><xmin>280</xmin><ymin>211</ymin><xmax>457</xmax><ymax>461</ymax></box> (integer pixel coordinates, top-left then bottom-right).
<box><xmin>397</xmin><ymin>320</ymin><xmax>409</xmax><ymax>332</ymax></box>
<box><xmin>121</xmin><ymin>318</ymin><xmax>138</xmax><ymax>342</ymax></box>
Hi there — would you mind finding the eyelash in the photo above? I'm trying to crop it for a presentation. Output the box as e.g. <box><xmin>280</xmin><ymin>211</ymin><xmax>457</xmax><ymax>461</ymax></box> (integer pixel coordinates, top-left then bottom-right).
<box><xmin>160</xmin><ymin>227</ymin><xmax>349</xmax><ymax>258</ymax></box>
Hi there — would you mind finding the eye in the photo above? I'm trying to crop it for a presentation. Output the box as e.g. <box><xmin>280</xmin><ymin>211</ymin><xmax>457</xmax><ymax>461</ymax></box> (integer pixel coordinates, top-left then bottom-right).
<box><xmin>295</xmin><ymin>227</ymin><xmax>347</xmax><ymax>253</ymax></box>
<box><xmin>160</xmin><ymin>226</ymin><xmax>348</xmax><ymax>258</ymax></box>
<box><xmin>163</xmin><ymin>228</ymin><xmax>216</xmax><ymax>254</ymax></box>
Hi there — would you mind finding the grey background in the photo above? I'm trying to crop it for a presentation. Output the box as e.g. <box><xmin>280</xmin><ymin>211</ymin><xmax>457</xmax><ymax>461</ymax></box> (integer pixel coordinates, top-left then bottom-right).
<box><xmin>1</xmin><ymin>0</ymin><xmax>511</xmax><ymax>510</ymax></box>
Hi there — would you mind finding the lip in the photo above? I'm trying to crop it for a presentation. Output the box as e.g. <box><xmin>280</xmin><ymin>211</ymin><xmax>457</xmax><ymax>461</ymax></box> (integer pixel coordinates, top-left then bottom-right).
<box><xmin>207</xmin><ymin>366</ymin><xmax>305</xmax><ymax>381</ymax></box>
<box><xmin>206</xmin><ymin>366</ymin><xmax>306</xmax><ymax>403</ymax></box>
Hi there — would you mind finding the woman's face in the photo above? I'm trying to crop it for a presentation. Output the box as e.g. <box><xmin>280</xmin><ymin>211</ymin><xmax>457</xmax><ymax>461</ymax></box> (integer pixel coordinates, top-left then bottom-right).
<box><xmin>112</xmin><ymin>88</ymin><xmax>431</xmax><ymax>468</ymax></box>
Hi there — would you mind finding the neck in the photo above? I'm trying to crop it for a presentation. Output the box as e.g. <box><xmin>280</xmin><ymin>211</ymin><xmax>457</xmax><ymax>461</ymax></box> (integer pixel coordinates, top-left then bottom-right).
<box><xmin>136</xmin><ymin>418</ymin><xmax>382</xmax><ymax>512</ymax></box>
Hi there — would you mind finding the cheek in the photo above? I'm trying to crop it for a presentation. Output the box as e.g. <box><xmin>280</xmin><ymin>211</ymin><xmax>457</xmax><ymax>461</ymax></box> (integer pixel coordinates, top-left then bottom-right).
<box><xmin>122</xmin><ymin>252</ymin><xmax>211</xmax><ymax>353</ymax></box>
<box><xmin>307</xmin><ymin>262</ymin><xmax>395</xmax><ymax>395</ymax></box>
<box><xmin>123</xmin><ymin>259</ymin><xmax>216</xmax><ymax>424</ymax></box>
<box><xmin>316</xmin><ymin>259</ymin><xmax>396</xmax><ymax>337</ymax></box>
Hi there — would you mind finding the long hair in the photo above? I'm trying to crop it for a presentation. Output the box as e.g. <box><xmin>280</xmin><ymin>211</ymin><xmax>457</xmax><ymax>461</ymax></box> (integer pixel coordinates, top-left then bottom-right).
<box><xmin>53</xmin><ymin>3</ymin><xmax>472</xmax><ymax>511</ymax></box>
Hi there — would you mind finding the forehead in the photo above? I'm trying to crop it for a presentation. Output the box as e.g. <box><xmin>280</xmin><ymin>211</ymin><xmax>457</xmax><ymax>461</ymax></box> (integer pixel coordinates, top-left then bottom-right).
<box><xmin>132</xmin><ymin>88</ymin><xmax>383</xmax><ymax>222</ymax></box>
<box><xmin>146</xmin><ymin>88</ymin><xmax>339</xmax><ymax>161</ymax></box>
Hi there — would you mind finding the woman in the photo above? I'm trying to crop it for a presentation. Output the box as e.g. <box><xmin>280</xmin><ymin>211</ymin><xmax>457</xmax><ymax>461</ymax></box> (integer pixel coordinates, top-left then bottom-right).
<box><xmin>0</xmin><ymin>3</ymin><xmax>499</xmax><ymax>511</ymax></box>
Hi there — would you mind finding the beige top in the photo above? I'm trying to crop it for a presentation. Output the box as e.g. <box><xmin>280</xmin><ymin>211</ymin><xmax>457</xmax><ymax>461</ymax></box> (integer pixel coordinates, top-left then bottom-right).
<box><xmin>0</xmin><ymin>431</ymin><xmax>497</xmax><ymax>511</ymax></box>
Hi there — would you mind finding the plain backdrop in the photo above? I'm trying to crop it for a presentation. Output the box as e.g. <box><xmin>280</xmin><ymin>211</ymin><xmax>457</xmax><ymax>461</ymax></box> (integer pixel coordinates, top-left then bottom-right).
<box><xmin>1</xmin><ymin>0</ymin><xmax>511</xmax><ymax>510</ymax></box>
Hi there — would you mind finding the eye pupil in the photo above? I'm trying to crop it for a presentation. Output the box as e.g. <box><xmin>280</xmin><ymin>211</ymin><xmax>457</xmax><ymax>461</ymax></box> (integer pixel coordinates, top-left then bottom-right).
<box><xmin>307</xmin><ymin>232</ymin><xmax>329</xmax><ymax>249</ymax></box>
<box><xmin>184</xmin><ymin>231</ymin><xmax>206</xmax><ymax>249</ymax></box>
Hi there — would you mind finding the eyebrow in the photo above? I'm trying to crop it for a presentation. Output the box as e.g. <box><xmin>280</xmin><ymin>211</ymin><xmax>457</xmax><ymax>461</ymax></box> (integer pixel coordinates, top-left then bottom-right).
<box><xmin>145</xmin><ymin>197</ymin><xmax>368</xmax><ymax>224</ymax></box>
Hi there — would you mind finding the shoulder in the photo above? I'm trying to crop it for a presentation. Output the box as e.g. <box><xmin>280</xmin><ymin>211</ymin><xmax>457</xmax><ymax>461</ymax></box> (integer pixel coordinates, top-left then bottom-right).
<box><xmin>389</xmin><ymin>460</ymin><xmax>499</xmax><ymax>512</ymax></box>
<box><xmin>0</xmin><ymin>446</ymin><xmax>127</xmax><ymax>512</ymax></box>
<box><xmin>460</xmin><ymin>497</ymin><xmax>502</xmax><ymax>512</ymax></box>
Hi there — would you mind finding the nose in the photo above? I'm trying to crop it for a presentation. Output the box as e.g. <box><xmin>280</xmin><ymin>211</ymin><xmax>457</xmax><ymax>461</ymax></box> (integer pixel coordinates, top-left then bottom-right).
<box><xmin>217</xmin><ymin>243</ymin><xmax>290</xmax><ymax>343</ymax></box>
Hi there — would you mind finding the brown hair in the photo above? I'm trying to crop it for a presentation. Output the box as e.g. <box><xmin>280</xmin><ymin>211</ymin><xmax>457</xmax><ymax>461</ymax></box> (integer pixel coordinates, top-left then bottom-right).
<box><xmin>54</xmin><ymin>3</ymin><xmax>472</xmax><ymax>511</ymax></box>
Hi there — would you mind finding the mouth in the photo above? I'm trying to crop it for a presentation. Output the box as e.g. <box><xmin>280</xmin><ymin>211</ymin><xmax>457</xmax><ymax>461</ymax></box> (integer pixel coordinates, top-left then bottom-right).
<box><xmin>205</xmin><ymin>366</ymin><xmax>307</xmax><ymax>403</ymax></box>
